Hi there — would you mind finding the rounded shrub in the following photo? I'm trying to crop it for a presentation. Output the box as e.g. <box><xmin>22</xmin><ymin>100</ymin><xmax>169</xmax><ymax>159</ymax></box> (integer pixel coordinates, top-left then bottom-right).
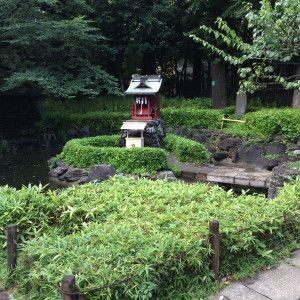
<box><xmin>54</xmin><ymin>135</ymin><xmax>168</xmax><ymax>174</ymax></box>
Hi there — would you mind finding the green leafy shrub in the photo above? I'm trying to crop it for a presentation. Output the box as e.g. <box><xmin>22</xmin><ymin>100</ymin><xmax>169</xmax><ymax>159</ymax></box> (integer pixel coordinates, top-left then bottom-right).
<box><xmin>161</xmin><ymin>108</ymin><xmax>223</xmax><ymax>130</ymax></box>
<box><xmin>244</xmin><ymin>108</ymin><xmax>300</xmax><ymax>137</ymax></box>
<box><xmin>164</xmin><ymin>133</ymin><xmax>211</xmax><ymax>163</ymax></box>
<box><xmin>54</xmin><ymin>135</ymin><xmax>168</xmax><ymax>174</ymax></box>
<box><xmin>0</xmin><ymin>177</ymin><xmax>299</xmax><ymax>299</ymax></box>
<box><xmin>168</xmin><ymin>163</ymin><xmax>182</xmax><ymax>177</ymax></box>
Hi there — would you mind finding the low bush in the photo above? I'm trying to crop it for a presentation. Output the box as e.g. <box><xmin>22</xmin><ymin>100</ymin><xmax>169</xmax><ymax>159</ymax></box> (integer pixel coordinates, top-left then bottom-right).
<box><xmin>0</xmin><ymin>177</ymin><xmax>299</xmax><ymax>299</ymax></box>
<box><xmin>165</xmin><ymin>133</ymin><xmax>211</xmax><ymax>163</ymax></box>
<box><xmin>161</xmin><ymin>108</ymin><xmax>223</xmax><ymax>130</ymax></box>
<box><xmin>54</xmin><ymin>135</ymin><xmax>168</xmax><ymax>174</ymax></box>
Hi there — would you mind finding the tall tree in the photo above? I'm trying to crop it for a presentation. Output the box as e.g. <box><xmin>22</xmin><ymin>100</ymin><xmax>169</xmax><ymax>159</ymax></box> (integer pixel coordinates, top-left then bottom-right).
<box><xmin>191</xmin><ymin>0</ymin><xmax>300</xmax><ymax>108</ymax></box>
<box><xmin>0</xmin><ymin>0</ymin><xmax>119</xmax><ymax>99</ymax></box>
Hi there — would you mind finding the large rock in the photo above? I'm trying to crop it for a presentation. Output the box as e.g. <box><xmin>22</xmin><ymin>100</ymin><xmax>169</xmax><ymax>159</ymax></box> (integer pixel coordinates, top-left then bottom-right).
<box><xmin>213</xmin><ymin>151</ymin><xmax>229</xmax><ymax>161</ymax></box>
<box><xmin>267</xmin><ymin>142</ymin><xmax>286</xmax><ymax>155</ymax></box>
<box><xmin>228</xmin><ymin>148</ymin><xmax>238</xmax><ymax>163</ymax></box>
<box><xmin>237</xmin><ymin>143</ymin><xmax>266</xmax><ymax>161</ymax></box>
<box><xmin>87</xmin><ymin>164</ymin><xmax>116</xmax><ymax>182</ymax></box>
<box><xmin>218</xmin><ymin>138</ymin><xmax>241</xmax><ymax>151</ymax></box>
<box><xmin>206</xmin><ymin>145</ymin><xmax>217</xmax><ymax>154</ymax></box>
<box><xmin>156</xmin><ymin>171</ymin><xmax>177</xmax><ymax>182</ymax></box>
<box><xmin>63</xmin><ymin>168</ymin><xmax>88</xmax><ymax>182</ymax></box>
<box><xmin>287</xmin><ymin>144</ymin><xmax>300</xmax><ymax>151</ymax></box>
<box><xmin>268</xmin><ymin>164</ymin><xmax>299</xmax><ymax>198</ymax></box>
<box><xmin>256</xmin><ymin>157</ymin><xmax>278</xmax><ymax>171</ymax></box>
<box><xmin>49</xmin><ymin>165</ymin><xmax>69</xmax><ymax>177</ymax></box>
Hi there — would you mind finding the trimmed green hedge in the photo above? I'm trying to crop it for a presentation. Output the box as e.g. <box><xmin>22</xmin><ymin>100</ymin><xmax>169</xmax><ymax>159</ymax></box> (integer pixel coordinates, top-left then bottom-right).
<box><xmin>244</xmin><ymin>108</ymin><xmax>300</xmax><ymax>137</ymax></box>
<box><xmin>0</xmin><ymin>178</ymin><xmax>299</xmax><ymax>299</ymax></box>
<box><xmin>165</xmin><ymin>133</ymin><xmax>211</xmax><ymax>163</ymax></box>
<box><xmin>40</xmin><ymin>111</ymin><xmax>131</xmax><ymax>132</ymax></box>
<box><xmin>55</xmin><ymin>135</ymin><xmax>168</xmax><ymax>174</ymax></box>
<box><xmin>161</xmin><ymin>108</ymin><xmax>223</xmax><ymax>130</ymax></box>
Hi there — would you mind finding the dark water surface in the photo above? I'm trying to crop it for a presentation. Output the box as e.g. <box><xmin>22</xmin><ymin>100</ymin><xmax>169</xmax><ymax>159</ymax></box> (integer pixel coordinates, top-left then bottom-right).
<box><xmin>0</xmin><ymin>150</ymin><xmax>58</xmax><ymax>189</ymax></box>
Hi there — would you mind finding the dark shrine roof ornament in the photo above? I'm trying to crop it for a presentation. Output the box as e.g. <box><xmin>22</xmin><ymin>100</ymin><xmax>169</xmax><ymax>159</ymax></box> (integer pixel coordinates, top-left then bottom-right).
<box><xmin>125</xmin><ymin>75</ymin><xmax>162</xmax><ymax>95</ymax></box>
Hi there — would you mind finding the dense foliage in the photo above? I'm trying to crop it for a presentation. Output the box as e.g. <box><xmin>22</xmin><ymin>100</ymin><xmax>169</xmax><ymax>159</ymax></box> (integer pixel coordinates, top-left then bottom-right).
<box><xmin>0</xmin><ymin>0</ymin><xmax>120</xmax><ymax>98</ymax></box>
<box><xmin>0</xmin><ymin>0</ymin><xmax>268</xmax><ymax>99</ymax></box>
<box><xmin>222</xmin><ymin>108</ymin><xmax>300</xmax><ymax>138</ymax></box>
<box><xmin>40</xmin><ymin>111</ymin><xmax>130</xmax><ymax>134</ymax></box>
<box><xmin>161</xmin><ymin>108</ymin><xmax>223</xmax><ymax>130</ymax></box>
<box><xmin>244</xmin><ymin>108</ymin><xmax>300</xmax><ymax>137</ymax></box>
<box><xmin>39</xmin><ymin>97</ymin><xmax>218</xmax><ymax>136</ymax></box>
<box><xmin>0</xmin><ymin>177</ymin><xmax>299</xmax><ymax>299</ymax></box>
<box><xmin>165</xmin><ymin>133</ymin><xmax>211</xmax><ymax>163</ymax></box>
<box><xmin>39</xmin><ymin>97</ymin><xmax>300</xmax><ymax>140</ymax></box>
<box><xmin>54</xmin><ymin>135</ymin><xmax>168</xmax><ymax>174</ymax></box>
<box><xmin>191</xmin><ymin>0</ymin><xmax>300</xmax><ymax>98</ymax></box>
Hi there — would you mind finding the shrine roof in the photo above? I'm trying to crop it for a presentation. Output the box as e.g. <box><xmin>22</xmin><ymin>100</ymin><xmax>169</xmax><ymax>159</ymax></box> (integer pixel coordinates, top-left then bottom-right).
<box><xmin>125</xmin><ymin>75</ymin><xmax>162</xmax><ymax>95</ymax></box>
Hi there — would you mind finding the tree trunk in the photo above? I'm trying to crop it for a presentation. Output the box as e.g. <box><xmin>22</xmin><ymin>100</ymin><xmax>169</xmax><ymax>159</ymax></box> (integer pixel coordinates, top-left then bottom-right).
<box><xmin>292</xmin><ymin>57</ymin><xmax>300</xmax><ymax>108</ymax></box>
<box><xmin>192</xmin><ymin>49</ymin><xmax>202</xmax><ymax>97</ymax></box>
<box><xmin>211</xmin><ymin>63</ymin><xmax>227</xmax><ymax>109</ymax></box>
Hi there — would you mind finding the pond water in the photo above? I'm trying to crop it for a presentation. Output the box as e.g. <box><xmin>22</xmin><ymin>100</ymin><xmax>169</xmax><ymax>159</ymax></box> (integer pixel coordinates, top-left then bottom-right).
<box><xmin>0</xmin><ymin>150</ymin><xmax>58</xmax><ymax>189</ymax></box>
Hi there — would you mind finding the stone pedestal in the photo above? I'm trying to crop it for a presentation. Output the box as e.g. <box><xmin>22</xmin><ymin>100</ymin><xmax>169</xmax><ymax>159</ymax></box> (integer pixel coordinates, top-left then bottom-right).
<box><xmin>236</xmin><ymin>91</ymin><xmax>247</xmax><ymax>118</ymax></box>
<box><xmin>119</xmin><ymin>119</ymin><xmax>166</xmax><ymax>148</ymax></box>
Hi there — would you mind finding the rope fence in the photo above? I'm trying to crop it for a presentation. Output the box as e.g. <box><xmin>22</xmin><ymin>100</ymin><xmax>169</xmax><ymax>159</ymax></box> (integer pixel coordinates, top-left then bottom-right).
<box><xmin>0</xmin><ymin>210</ymin><xmax>298</xmax><ymax>299</ymax></box>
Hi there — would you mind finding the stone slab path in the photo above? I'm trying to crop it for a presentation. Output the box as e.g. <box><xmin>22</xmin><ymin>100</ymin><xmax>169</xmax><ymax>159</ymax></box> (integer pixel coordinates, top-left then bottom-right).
<box><xmin>167</xmin><ymin>154</ymin><xmax>272</xmax><ymax>188</ymax></box>
<box><xmin>209</xmin><ymin>249</ymin><xmax>300</xmax><ymax>300</ymax></box>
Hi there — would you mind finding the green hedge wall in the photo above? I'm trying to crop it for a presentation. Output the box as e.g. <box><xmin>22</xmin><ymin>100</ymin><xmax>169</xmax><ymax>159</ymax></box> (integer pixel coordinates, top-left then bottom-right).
<box><xmin>164</xmin><ymin>133</ymin><xmax>211</xmax><ymax>163</ymax></box>
<box><xmin>40</xmin><ymin>111</ymin><xmax>131</xmax><ymax>132</ymax></box>
<box><xmin>55</xmin><ymin>135</ymin><xmax>168</xmax><ymax>174</ymax></box>
<box><xmin>41</xmin><ymin>108</ymin><xmax>223</xmax><ymax>133</ymax></box>
<box><xmin>244</xmin><ymin>108</ymin><xmax>300</xmax><ymax>137</ymax></box>
<box><xmin>161</xmin><ymin>108</ymin><xmax>223</xmax><ymax>130</ymax></box>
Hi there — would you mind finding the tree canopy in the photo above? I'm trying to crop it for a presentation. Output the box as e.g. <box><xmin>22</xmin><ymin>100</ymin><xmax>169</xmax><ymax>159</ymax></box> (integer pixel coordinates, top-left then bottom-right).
<box><xmin>191</xmin><ymin>0</ymin><xmax>300</xmax><ymax>95</ymax></box>
<box><xmin>0</xmin><ymin>0</ymin><xmax>299</xmax><ymax>102</ymax></box>
<box><xmin>0</xmin><ymin>0</ymin><xmax>120</xmax><ymax>99</ymax></box>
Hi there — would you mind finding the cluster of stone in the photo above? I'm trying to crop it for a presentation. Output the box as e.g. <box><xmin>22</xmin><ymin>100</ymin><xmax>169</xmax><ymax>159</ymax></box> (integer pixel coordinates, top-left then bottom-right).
<box><xmin>167</xmin><ymin>127</ymin><xmax>300</xmax><ymax>171</ymax></box>
<box><xmin>119</xmin><ymin>119</ymin><xmax>166</xmax><ymax>148</ymax></box>
<box><xmin>48</xmin><ymin>159</ymin><xmax>116</xmax><ymax>188</ymax></box>
<box><xmin>48</xmin><ymin>158</ymin><xmax>177</xmax><ymax>189</ymax></box>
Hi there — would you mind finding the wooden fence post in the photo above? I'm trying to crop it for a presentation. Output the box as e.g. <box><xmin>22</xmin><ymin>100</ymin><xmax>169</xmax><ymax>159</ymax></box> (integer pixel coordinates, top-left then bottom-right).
<box><xmin>61</xmin><ymin>275</ymin><xmax>77</xmax><ymax>300</ymax></box>
<box><xmin>209</xmin><ymin>220</ymin><xmax>219</xmax><ymax>279</ymax></box>
<box><xmin>7</xmin><ymin>224</ymin><xmax>17</xmax><ymax>271</ymax></box>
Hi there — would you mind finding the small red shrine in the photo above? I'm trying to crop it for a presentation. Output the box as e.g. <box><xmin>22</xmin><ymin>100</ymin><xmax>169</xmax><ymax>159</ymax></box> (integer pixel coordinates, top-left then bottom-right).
<box><xmin>125</xmin><ymin>75</ymin><xmax>162</xmax><ymax>120</ymax></box>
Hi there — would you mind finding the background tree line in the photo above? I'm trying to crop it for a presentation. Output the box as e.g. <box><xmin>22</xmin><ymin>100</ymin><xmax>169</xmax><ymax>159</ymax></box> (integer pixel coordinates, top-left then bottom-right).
<box><xmin>0</xmin><ymin>0</ymin><xmax>299</xmax><ymax>108</ymax></box>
